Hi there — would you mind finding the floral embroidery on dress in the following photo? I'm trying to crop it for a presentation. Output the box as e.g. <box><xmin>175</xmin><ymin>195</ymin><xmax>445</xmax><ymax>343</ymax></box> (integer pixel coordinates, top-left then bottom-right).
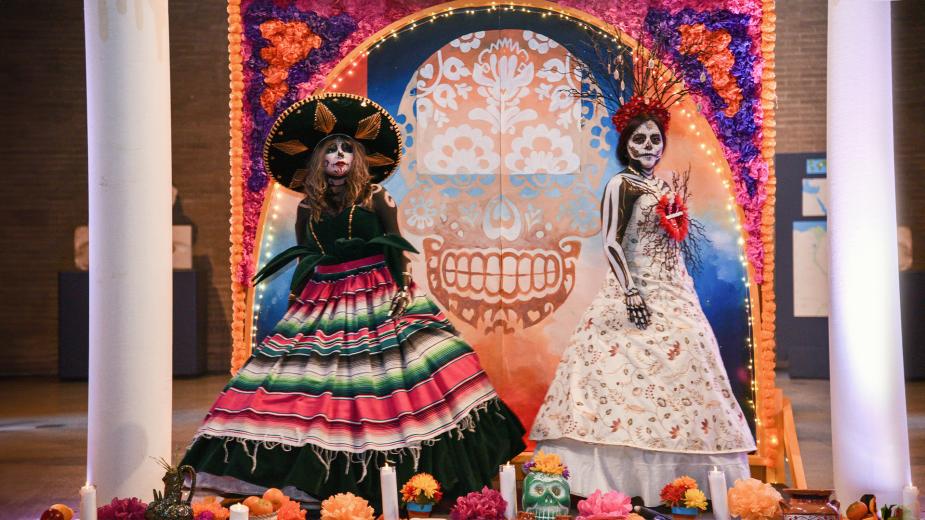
<box><xmin>530</xmin><ymin>175</ymin><xmax>755</xmax><ymax>454</ymax></box>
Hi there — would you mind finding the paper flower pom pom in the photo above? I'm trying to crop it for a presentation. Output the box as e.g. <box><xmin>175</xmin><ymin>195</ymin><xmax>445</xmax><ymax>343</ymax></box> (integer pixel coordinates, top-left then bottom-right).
<box><xmin>577</xmin><ymin>489</ymin><xmax>633</xmax><ymax>520</ymax></box>
<box><xmin>98</xmin><ymin>497</ymin><xmax>148</xmax><ymax>520</ymax></box>
<box><xmin>727</xmin><ymin>478</ymin><xmax>783</xmax><ymax>520</ymax></box>
<box><xmin>193</xmin><ymin>496</ymin><xmax>230</xmax><ymax>520</ymax></box>
<box><xmin>321</xmin><ymin>492</ymin><xmax>374</xmax><ymax>520</ymax></box>
<box><xmin>277</xmin><ymin>497</ymin><xmax>308</xmax><ymax>520</ymax></box>
<box><xmin>450</xmin><ymin>486</ymin><xmax>508</xmax><ymax>520</ymax></box>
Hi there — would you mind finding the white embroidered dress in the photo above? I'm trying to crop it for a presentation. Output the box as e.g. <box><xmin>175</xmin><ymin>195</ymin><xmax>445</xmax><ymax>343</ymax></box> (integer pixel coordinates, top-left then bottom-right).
<box><xmin>530</xmin><ymin>171</ymin><xmax>756</xmax><ymax>502</ymax></box>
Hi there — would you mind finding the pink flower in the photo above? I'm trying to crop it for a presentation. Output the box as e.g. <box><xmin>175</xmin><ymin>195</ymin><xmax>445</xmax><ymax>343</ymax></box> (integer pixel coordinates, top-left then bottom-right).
<box><xmin>577</xmin><ymin>490</ymin><xmax>633</xmax><ymax>520</ymax></box>
<box><xmin>97</xmin><ymin>497</ymin><xmax>148</xmax><ymax>520</ymax></box>
<box><xmin>450</xmin><ymin>487</ymin><xmax>507</xmax><ymax>520</ymax></box>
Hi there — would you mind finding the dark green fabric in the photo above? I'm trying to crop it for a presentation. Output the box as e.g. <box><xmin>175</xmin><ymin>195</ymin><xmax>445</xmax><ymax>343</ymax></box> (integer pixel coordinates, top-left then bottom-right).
<box><xmin>181</xmin><ymin>400</ymin><xmax>526</xmax><ymax>512</ymax></box>
<box><xmin>252</xmin><ymin>207</ymin><xmax>418</xmax><ymax>292</ymax></box>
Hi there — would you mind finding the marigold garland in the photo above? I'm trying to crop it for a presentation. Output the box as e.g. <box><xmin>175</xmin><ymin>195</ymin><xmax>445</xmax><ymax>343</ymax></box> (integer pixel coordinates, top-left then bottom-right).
<box><xmin>757</xmin><ymin>0</ymin><xmax>779</xmax><ymax>463</ymax></box>
<box><xmin>228</xmin><ymin>0</ymin><xmax>249</xmax><ymax>372</ymax></box>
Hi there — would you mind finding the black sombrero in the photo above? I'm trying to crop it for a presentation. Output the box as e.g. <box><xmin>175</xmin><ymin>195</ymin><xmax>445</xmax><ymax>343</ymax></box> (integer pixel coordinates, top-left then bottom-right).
<box><xmin>263</xmin><ymin>92</ymin><xmax>403</xmax><ymax>190</ymax></box>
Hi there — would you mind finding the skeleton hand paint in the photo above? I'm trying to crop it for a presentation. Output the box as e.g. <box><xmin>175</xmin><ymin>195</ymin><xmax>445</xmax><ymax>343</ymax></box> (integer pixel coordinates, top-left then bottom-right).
<box><xmin>627</xmin><ymin>120</ymin><xmax>664</xmax><ymax>173</ymax></box>
<box><xmin>625</xmin><ymin>288</ymin><xmax>651</xmax><ymax>329</ymax></box>
<box><xmin>322</xmin><ymin>137</ymin><xmax>354</xmax><ymax>179</ymax></box>
<box><xmin>390</xmin><ymin>287</ymin><xmax>412</xmax><ymax>318</ymax></box>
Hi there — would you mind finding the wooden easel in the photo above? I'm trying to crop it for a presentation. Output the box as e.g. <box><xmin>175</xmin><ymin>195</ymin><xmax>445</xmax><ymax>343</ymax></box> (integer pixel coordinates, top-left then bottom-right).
<box><xmin>748</xmin><ymin>393</ymin><xmax>807</xmax><ymax>489</ymax></box>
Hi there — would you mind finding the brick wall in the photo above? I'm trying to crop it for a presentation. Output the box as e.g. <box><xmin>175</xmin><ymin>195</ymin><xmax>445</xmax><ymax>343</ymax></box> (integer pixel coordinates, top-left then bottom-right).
<box><xmin>775</xmin><ymin>0</ymin><xmax>925</xmax><ymax>269</ymax></box>
<box><xmin>892</xmin><ymin>2</ymin><xmax>925</xmax><ymax>270</ymax></box>
<box><xmin>0</xmin><ymin>1</ymin><xmax>922</xmax><ymax>374</ymax></box>
<box><xmin>0</xmin><ymin>1</ymin><xmax>232</xmax><ymax>375</ymax></box>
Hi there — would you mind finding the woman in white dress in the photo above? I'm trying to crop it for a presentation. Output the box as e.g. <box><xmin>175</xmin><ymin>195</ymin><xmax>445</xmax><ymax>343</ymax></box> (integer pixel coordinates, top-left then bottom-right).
<box><xmin>529</xmin><ymin>108</ymin><xmax>756</xmax><ymax>504</ymax></box>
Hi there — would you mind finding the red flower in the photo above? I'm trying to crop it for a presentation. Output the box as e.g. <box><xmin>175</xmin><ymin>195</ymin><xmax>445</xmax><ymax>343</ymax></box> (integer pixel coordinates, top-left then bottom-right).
<box><xmin>660</xmin><ymin>483</ymin><xmax>686</xmax><ymax>506</ymax></box>
<box><xmin>655</xmin><ymin>193</ymin><xmax>689</xmax><ymax>242</ymax></box>
<box><xmin>612</xmin><ymin>95</ymin><xmax>671</xmax><ymax>133</ymax></box>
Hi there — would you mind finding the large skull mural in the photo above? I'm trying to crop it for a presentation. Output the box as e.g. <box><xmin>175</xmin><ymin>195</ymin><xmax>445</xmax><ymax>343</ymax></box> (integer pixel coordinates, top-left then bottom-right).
<box><xmin>397</xmin><ymin>30</ymin><xmax>611</xmax><ymax>332</ymax></box>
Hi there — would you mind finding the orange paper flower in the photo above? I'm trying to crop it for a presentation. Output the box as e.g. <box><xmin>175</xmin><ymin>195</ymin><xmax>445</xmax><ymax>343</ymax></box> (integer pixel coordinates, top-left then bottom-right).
<box><xmin>727</xmin><ymin>478</ymin><xmax>782</xmax><ymax>520</ymax></box>
<box><xmin>679</xmin><ymin>24</ymin><xmax>743</xmax><ymax>116</ymax></box>
<box><xmin>258</xmin><ymin>20</ymin><xmax>322</xmax><ymax>114</ymax></box>
<box><xmin>321</xmin><ymin>492</ymin><xmax>374</xmax><ymax>520</ymax></box>
<box><xmin>192</xmin><ymin>496</ymin><xmax>230</xmax><ymax>520</ymax></box>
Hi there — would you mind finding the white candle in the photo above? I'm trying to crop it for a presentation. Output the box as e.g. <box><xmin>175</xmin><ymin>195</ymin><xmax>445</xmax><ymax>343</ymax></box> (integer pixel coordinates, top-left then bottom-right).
<box><xmin>500</xmin><ymin>464</ymin><xmax>517</xmax><ymax>519</ymax></box>
<box><xmin>708</xmin><ymin>467</ymin><xmax>729</xmax><ymax>520</ymax></box>
<box><xmin>903</xmin><ymin>484</ymin><xmax>919</xmax><ymax>520</ymax></box>
<box><xmin>229</xmin><ymin>503</ymin><xmax>248</xmax><ymax>520</ymax></box>
<box><xmin>80</xmin><ymin>483</ymin><xmax>97</xmax><ymax>520</ymax></box>
<box><xmin>380</xmin><ymin>463</ymin><xmax>399</xmax><ymax>520</ymax></box>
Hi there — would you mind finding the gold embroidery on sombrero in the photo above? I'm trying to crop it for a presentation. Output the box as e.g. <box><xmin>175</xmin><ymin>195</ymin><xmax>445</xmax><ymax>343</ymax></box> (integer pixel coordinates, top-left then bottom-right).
<box><xmin>272</xmin><ymin>139</ymin><xmax>310</xmax><ymax>155</ymax></box>
<box><xmin>314</xmin><ymin>102</ymin><xmax>336</xmax><ymax>133</ymax></box>
<box><xmin>355</xmin><ymin>112</ymin><xmax>382</xmax><ymax>140</ymax></box>
<box><xmin>366</xmin><ymin>153</ymin><xmax>396</xmax><ymax>167</ymax></box>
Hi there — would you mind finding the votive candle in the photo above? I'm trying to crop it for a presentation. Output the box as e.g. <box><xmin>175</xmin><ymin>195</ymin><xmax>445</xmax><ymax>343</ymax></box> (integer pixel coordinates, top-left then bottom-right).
<box><xmin>229</xmin><ymin>503</ymin><xmax>248</xmax><ymax>520</ymax></box>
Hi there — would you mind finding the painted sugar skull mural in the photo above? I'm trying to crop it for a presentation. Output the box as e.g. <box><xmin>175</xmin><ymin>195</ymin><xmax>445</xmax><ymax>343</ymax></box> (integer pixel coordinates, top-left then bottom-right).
<box><xmin>396</xmin><ymin>30</ymin><xmax>611</xmax><ymax>333</ymax></box>
<box><xmin>521</xmin><ymin>451</ymin><xmax>571</xmax><ymax>520</ymax></box>
<box><xmin>250</xmin><ymin>10</ymin><xmax>756</xmax><ymax>438</ymax></box>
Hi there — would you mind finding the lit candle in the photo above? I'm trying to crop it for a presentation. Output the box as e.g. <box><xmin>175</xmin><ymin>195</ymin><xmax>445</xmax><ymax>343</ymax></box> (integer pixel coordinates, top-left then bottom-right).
<box><xmin>903</xmin><ymin>484</ymin><xmax>919</xmax><ymax>520</ymax></box>
<box><xmin>708</xmin><ymin>467</ymin><xmax>730</xmax><ymax>520</ymax></box>
<box><xmin>500</xmin><ymin>463</ymin><xmax>517</xmax><ymax>519</ymax></box>
<box><xmin>380</xmin><ymin>463</ymin><xmax>399</xmax><ymax>520</ymax></box>
<box><xmin>229</xmin><ymin>503</ymin><xmax>248</xmax><ymax>520</ymax></box>
<box><xmin>80</xmin><ymin>483</ymin><xmax>97</xmax><ymax>520</ymax></box>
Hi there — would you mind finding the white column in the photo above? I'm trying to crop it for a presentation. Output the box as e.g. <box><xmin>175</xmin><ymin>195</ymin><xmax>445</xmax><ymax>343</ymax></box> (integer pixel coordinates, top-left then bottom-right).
<box><xmin>827</xmin><ymin>0</ymin><xmax>910</xmax><ymax>505</ymax></box>
<box><xmin>84</xmin><ymin>0</ymin><xmax>173</xmax><ymax>501</ymax></box>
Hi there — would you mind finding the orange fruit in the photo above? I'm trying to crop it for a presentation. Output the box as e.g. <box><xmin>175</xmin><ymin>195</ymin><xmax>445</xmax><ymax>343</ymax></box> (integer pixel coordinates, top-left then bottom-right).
<box><xmin>262</xmin><ymin>488</ymin><xmax>286</xmax><ymax>511</ymax></box>
<box><xmin>243</xmin><ymin>496</ymin><xmax>274</xmax><ymax>516</ymax></box>
<box><xmin>846</xmin><ymin>502</ymin><xmax>869</xmax><ymax>520</ymax></box>
<box><xmin>51</xmin><ymin>505</ymin><xmax>74</xmax><ymax>520</ymax></box>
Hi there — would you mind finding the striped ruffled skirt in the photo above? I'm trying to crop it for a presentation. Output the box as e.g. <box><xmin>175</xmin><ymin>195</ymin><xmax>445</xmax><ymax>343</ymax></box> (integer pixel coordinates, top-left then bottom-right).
<box><xmin>182</xmin><ymin>255</ymin><xmax>525</xmax><ymax>506</ymax></box>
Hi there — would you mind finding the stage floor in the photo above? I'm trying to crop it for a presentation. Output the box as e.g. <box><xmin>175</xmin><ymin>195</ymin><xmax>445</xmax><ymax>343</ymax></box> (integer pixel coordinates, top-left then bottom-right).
<box><xmin>0</xmin><ymin>373</ymin><xmax>921</xmax><ymax>520</ymax></box>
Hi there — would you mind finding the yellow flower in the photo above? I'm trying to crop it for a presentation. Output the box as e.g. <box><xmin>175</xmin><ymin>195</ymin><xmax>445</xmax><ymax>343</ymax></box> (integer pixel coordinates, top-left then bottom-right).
<box><xmin>532</xmin><ymin>451</ymin><xmax>567</xmax><ymax>476</ymax></box>
<box><xmin>407</xmin><ymin>473</ymin><xmax>441</xmax><ymax>499</ymax></box>
<box><xmin>673</xmin><ymin>476</ymin><xmax>698</xmax><ymax>490</ymax></box>
<box><xmin>684</xmin><ymin>488</ymin><xmax>708</xmax><ymax>511</ymax></box>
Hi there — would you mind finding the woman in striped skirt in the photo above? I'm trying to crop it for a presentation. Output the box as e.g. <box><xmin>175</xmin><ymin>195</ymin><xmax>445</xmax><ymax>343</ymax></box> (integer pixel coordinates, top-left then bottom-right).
<box><xmin>181</xmin><ymin>93</ymin><xmax>525</xmax><ymax>508</ymax></box>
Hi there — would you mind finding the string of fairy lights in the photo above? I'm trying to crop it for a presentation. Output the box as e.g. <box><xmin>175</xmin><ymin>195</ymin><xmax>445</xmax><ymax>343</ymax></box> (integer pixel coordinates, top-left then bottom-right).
<box><xmin>248</xmin><ymin>1</ymin><xmax>763</xmax><ymax>443</ymax></box>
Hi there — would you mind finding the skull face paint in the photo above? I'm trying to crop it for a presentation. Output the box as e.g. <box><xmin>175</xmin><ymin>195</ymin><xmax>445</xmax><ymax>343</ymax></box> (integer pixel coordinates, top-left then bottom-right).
<box><xmin>322</xmin><ymin>137</ymin><xmax>354</xmax><ymax>179</ymax></box>
<box><xmin>627</xmin><ymin>120</ymin><xmax>664</xmax><ymax>172</ymax></box>
<box><xmin>395</xmin><ymin>30</ymin><xmax>610</xmax><ymax>332</ymax></box>
<box><xmin>522</xmin><ymin>472</ymin><xmax>570</xmax><ymax>520</ymax></box>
